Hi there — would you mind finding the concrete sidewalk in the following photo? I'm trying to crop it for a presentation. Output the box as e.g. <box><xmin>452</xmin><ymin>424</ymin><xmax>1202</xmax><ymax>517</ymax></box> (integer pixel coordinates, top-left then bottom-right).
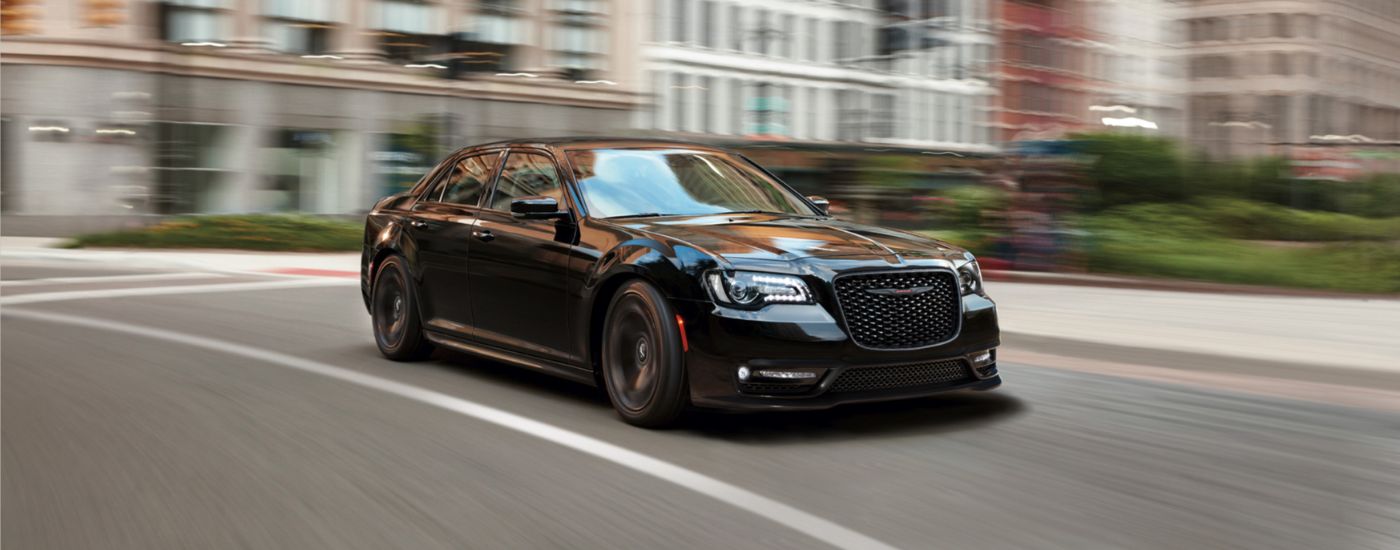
<box><xmin>0</xmin><ymin>237</ymin><xmax>359</xmax><ymax>277</ymax></box>
<box><xmin>987</xmin><ymin>280</ymin><xmax>1400</xmax><ymax>374</ymax></box>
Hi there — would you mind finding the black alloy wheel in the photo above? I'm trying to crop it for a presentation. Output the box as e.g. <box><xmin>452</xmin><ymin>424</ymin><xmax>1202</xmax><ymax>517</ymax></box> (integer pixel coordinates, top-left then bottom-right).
<box><xmin>601</xmin><ymin>280</ymin><xmax>688</xmax><ymax>427</ymax></box>
<box><xmin>372</xmin><ymin>255</ymin><xmax>434</xmax><ymax>361</ymax></box>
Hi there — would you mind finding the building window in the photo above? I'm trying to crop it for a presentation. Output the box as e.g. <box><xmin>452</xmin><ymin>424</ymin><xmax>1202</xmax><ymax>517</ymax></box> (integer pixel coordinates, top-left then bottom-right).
<box><xmin>700</xmin><ymin>76</ymin><xmax>714</xmax><ymax>133</ymax></box>
<box><xmin>262</xmin><ymin>0</ymin><xmax>334</xmax><ymax>54</ymax></box>
<box><xmin>1271</xmin><ymin>13</ymin><xmax>1292</xmax><ymax>38</ymax></box>
<box><xmin>672</xmin><ymin>74</ymin><xmax>688</xmax><ymax>131</ymax></box>
<box><xmin>549</xmin><ymin>0</ymin><xmax>609</xmax><ymax>71</ymax></box>
<box><xmin>749</xmin><ymin>82</ymin><xmax>788</xmax><ymax>136</ymax></box>
<box><xmin>779</xmin><ymin>14</ymin><xmax>793</xmax><ymax>58</ymax></box>
<box><xmin>731</xmin><ymin>79</ymin><xmax>745</xmax><ymax>134</ymax></box>
<box><xmin>833</xmin><ymin>21</ymin><xmax>849</xmax><ymax>61</ymax></box>
<box><xmin>650</xmin><ymin>71</ymin><xmax>665</xmax><ymax>129</ymax></box>
<box><xmin>729</xmin><ymin>6</ymin><xmax>744</xmax><ymax>50</ymax></box>
<box><xmin>672</xmin><ymin>0</ymin><xmax>687</xmax><ymax>43</ymax></box>
<box><xmin>701</xmin><ymin>1</ymin><xmax>715</xmax><ymax>47</ymax></box>
<box><xmin>754</xmin><ymin>9</ymin><xmax>770</xmax><ymax>55</ymax></box>
<box><xmin>654</xmin><ymin>0</ymin><xmax>667</xmax><ymax>41</ymax></box>
<box><xmin>837</xmin><ymin>89</ymin><xmax>864</xmax><ymax>141</ymax></box>
<box><xmin>161</xmin><ymin>0</ymin><xmax>228</xmax><ymax>44</ymax></box>
<box><xmin>552</xmin><ymin>24</ymin><xmax>606</xmax><ymax>69</ymax></box>
<box><xmin>807</xmin><ymin>18</ymin><xmax>819</xmax><ymax>62</ymax></box>
<box><xmin>871</xmin><ymin>94</ymin><xmax>894</xmax><ymax>139</ymax></box>
<box><xmin>377</xmin><ymin>0</ymin><xmax>434</xmax><ymax>34</ymax></box>
<box><xmin>553</xmin><ymin>0</ymin><xmax>607</xmax><ymax>15</ymax></box>
<box><xmin>374</xmin><ymin>1</ymin><xmax>446</xmax><ymax>63</ymax></box>
<box><xmin>473</xmin><ymin>14</ymin><xmax>525</xmax><ymax>44</ymax></box>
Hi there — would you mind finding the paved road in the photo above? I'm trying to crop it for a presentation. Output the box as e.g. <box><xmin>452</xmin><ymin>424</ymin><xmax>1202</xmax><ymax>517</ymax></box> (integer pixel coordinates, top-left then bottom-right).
<box><xmin>3</xmin><ymin>262</ymin><xmax>1398</xmax><ymax>549</ymax></box>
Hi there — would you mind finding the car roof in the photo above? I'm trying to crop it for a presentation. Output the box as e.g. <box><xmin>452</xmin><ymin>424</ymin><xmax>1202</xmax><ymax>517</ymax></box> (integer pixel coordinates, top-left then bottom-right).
<box><xmin>458</xmin><ymin>137</ymin><xmax>728</xmax><ymax>154</ymax></box>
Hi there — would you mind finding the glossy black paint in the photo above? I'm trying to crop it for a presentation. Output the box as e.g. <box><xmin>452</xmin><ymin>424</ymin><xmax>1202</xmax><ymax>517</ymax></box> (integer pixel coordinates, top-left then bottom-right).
<box><xmin>362</xmin><ymin>138</ymin><xmax>1001</xmax><ymax>410</ymax></box>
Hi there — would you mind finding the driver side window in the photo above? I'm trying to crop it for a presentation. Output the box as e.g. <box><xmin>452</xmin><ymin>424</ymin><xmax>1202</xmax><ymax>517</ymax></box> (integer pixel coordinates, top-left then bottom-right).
<box><xmin>489</xmin><ymin>152</ymin><xmax>563</xmax><ymax>211</ymax></box>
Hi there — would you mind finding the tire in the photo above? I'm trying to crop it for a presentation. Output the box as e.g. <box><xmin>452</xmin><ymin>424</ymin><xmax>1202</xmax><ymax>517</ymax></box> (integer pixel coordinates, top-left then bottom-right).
<box><xmin>600</xmin><ymin>280</ymin><xmax>688</xmax><ymax>427</ymax></box>
<box><xmin>371</xmin><ymin>255</ymin><xmax>434</xmax><ymax>361</ymax></box>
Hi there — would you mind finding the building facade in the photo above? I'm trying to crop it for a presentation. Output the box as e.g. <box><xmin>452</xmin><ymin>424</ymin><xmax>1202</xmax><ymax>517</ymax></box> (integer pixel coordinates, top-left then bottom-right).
<box><xmin>1</xmin><ymin>0</ymin><xmax>643</xmax><ymax>234</ymax></box>
<box><xmin>1178</xmin><ymin>0</ymin><xmax>1400</xmax><ymax>159</ymax></box>
<box><xmin>640</xmin><ymin>0</ymin><xmax>999</xmax><ymax>151</ymax></box>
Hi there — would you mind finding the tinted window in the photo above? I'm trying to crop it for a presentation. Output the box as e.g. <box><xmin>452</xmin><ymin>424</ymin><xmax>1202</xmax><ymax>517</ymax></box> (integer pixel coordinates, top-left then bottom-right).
<box><xmin>434</xmin><ymin>152</ymin><xmax>501</xmax><ymax>206</ymax></box>
<box><xmin>566</xmin><ymin>148</ymin><xmax>816</xmax><ymax>219</ymax></box>
<box><xmin>489</xmin><ymin>152</ymin><xmax>564</xmax><ymax>211</ymax></box>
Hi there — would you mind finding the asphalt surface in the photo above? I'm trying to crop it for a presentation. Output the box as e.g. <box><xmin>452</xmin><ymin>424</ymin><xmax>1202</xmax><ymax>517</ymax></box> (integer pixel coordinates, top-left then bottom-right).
<box><xmin>3</xmin><ymin>262</ymin><xmax>1398</xmax><ymax>549</ymax></box>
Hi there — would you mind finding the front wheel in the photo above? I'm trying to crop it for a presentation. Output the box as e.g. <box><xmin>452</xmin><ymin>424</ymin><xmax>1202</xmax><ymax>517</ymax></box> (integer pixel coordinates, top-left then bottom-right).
<box><xmin>601</xmin><ymin>280</ymin><xmax>688</xmax><ymax>427</ymax></box>
<box><xmin>372</xmin><ymin>255</ymin><xmax>434</xmax><ymax>361</ymax></box>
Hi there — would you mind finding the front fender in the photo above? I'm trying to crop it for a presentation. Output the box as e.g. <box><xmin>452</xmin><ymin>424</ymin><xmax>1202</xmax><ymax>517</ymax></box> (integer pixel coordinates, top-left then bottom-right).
<box><xmin>361</xmin><ymin>212</ymin><xmax>421</xmax><ymax>311</ymax></box>
<box><xmin>586</xmin><ymin>238</ymin><xmax>719</xmax><ymax>302</ymax></box>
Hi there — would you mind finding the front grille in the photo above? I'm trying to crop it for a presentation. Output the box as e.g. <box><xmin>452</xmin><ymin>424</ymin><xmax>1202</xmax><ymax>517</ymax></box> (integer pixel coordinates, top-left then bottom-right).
<box><xmin>829</xmin><ymin>359</ymin><xmax>972</xmax><ymax>393</ymax></box>
<box><xmin>833</xmin><ymin>270</ymin><xmax>961</xmax><ymax>349</ymax></box>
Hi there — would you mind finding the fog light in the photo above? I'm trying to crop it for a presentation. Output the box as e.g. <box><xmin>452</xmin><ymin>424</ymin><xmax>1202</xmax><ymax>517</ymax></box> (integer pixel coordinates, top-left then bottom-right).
<box><xmin>754</xmin><ymin>370</ymin><xmax>817</xmax><ymax>380</ymax></box>
<box><xmin>737</xmin><ymin>366</ymin><xmax>751</xmax><ymax>381</ymax></box>
<box><xmin>970</xmin><ymin>349</ymin><xmax>995</xmax><ymax>366</ymax></box>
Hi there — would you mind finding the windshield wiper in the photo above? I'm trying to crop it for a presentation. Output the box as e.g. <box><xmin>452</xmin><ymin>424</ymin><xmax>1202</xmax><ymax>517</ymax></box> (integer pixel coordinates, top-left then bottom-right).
<box><xmin>605</xmin><ymin>212</ymin><xmax>678</xmax><ymax>219</ymax></box>
<box><xmin>718</xmin><ymin>210</ymin><xmax>786</xmax><ymax>215</ymax></box>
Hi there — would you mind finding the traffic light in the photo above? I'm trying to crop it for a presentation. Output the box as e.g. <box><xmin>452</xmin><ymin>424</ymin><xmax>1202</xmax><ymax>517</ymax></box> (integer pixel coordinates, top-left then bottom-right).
<box><xmin>83</xmin><ymin>0</ymin><xmax>125</xmax><ymax>28</ymax></box>
<box><xmin>1</xmin><ymin>0</ymin><xmax>40</xmax><ymax>35</ymax></box>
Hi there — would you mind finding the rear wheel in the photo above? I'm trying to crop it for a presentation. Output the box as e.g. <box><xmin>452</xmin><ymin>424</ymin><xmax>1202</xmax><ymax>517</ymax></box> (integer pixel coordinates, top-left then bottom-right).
<box><xmin>372</xmin><ymin>255</ymin><xmax>434</xmax><ymax>361</ymax></box>
<box><xmin>601</xmin><ymin>280</ymin><xmax>688</xmax><ymax>427</ymax></box>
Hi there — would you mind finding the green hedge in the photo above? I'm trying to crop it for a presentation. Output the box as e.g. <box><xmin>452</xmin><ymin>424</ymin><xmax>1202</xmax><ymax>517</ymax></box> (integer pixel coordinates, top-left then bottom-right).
<box><xmin>1089</xmin><ymin>200</ymin><xmax>1400</xmax><ymax>242</ymax></box>
<box><xmin>926</xmin><ymin>201</ymin><xmax>1400</xmax><ymax>293</ymax></box>
<box><xmin>68</xmin><ymin>215</ymin><xmax>362</xmax><ymax>252</ymax></box>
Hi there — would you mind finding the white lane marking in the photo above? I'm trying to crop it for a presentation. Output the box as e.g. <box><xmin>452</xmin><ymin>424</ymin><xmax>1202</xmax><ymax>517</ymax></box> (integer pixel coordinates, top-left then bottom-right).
<box><xmin>0</xmin><ymin>279</ymin><xmax>356</xmax><ymax>306</ymax></box>
<box><xmin>2</xmin><ymin>308</ymin><xmax>899</xmax><ymax>550</ymax></box>
<box><xmin>0</xmin><ymin>272</ymin><xmax>230</xmax><ymax>287</ymax></box>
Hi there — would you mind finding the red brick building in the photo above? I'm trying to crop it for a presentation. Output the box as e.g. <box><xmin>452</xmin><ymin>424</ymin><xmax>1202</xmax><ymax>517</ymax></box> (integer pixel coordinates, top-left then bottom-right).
<box><xmin>993</xmin><ymin>0</ymin><xmax>1098</xmax><ymax>144</ymax></box>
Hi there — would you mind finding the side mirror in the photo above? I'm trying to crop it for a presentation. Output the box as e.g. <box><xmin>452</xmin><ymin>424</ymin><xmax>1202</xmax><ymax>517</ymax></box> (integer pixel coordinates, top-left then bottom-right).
<box><xmin>807</xmin><ymin>195</ymin><xmax>830</xmax><ymax>215</ymax></box>
<box><xmin>510</xmin><ymin>196</ymin><xmax>568</xmax><ymax>220</ymax></box>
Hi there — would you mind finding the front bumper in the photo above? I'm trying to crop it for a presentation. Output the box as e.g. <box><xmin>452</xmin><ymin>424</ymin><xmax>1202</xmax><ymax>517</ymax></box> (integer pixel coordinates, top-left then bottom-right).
<box><xmin>674</xmin><ymin>293</ymin><xmax>1001</xmax><ymax>411</ymax></box>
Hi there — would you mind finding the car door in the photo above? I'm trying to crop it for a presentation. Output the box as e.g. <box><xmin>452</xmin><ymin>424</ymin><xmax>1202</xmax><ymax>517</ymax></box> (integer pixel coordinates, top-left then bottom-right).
<box><xmin>407</xmin><ymin>150</ymin><xmax>503</xmax><ymax>336</ymax></box>
<box><xmin>467</xmin><ymin>149</ymin><xmax>578</xmax><ymax>364</ymax></box>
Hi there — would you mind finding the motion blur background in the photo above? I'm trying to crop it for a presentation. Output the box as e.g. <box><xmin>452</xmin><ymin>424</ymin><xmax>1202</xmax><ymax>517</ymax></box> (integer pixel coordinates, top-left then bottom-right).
<box><xmin>3</xmin><ymin>3</ymin><xmax>1400</xmax><ymax>549</ymax></box>
<box><xmin>2</xmin><ymin>0</ymin><xmax>1398</xmax><ymax>292</ymax></box>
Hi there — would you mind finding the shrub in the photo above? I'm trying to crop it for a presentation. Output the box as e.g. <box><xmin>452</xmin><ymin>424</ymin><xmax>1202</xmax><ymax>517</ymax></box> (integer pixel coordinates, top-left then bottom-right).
<box><xmin>68</xmin><ymin>215</ymin><xmax>362</xmax><ymax>252</ymax></box>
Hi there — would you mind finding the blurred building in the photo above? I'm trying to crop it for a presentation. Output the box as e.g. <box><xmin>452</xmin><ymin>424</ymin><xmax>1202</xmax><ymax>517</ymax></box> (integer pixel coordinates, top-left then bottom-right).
<box><xmin>1084</xmin><ymin>0</ymin><xmax>1184</xmax><ymax>138</ymax></box>
<box><xmin>1179</xmin><ymin>0</ymin><xmax>1400</xmax><ymax>159</ymax></box>
<box><xmin>1</xmin><ymin>0</ymin><xmax>642</xmax><ymax>233</ymax></box>
<box><xmin>640</xmin><ymin>0</ymin><xmax>1001</xmax><ymax>192</ymax></box>
<box><xmin>991</xmin><ymin>0</ymin><xmax>1097</xmax><ymax>144</ymax></box>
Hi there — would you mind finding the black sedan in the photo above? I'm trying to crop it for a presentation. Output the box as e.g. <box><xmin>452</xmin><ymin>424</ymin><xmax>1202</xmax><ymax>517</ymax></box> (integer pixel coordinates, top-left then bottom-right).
<box><xmin>361</xmin><ymin>138</ymin><xmax>1001</xmax><ymax>427</ymax></box>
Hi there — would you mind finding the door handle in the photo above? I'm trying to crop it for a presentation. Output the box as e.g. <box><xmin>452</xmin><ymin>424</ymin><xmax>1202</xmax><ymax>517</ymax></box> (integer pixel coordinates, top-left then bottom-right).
<box><xmin>473</xmin><ymin>229</ymin><xmax>495</xmax><ymax>242</ymax></box>
<box><xmin>409</xmin><ymin>219</ymin><xmax>429</xmax><ymax>229</ymax></box>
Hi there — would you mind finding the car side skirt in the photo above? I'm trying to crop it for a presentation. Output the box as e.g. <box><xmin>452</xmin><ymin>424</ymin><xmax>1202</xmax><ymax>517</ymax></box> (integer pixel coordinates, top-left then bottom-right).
<box><xmin>424</xmin><ymin>331</ymin><xmax>598</xmax><ymax>387</ymax></box>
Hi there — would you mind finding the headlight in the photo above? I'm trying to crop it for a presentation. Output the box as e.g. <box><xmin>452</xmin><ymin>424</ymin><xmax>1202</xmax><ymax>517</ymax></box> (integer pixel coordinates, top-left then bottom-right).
<box><xmin>958</xmin><ymin>259</ymin><xmax>984</xmax><ymax>296</ymax></box>
<box><xmin>704</xmin><ymin>270</ymin><xmax>814</xmax><ymax>307</ymax></box>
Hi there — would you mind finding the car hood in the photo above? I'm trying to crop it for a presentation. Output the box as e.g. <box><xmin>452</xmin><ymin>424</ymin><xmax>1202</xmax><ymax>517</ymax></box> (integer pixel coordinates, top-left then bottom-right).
<box><xmin>620</xmin><ymin>214</ymin><xmax>967</xmax><ymax>262</ymax></box>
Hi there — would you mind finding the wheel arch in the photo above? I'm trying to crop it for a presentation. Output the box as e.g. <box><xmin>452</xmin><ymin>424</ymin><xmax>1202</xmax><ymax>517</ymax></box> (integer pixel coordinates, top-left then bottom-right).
<box><xmin>362</xmin><ymin>216</ymin><xmax>422</xmax><ymax>311</ymax></box>
<box><xmin>582</xmin><ymin>239</ymin><xmax>701</xmax><ymax>378</ymax></box>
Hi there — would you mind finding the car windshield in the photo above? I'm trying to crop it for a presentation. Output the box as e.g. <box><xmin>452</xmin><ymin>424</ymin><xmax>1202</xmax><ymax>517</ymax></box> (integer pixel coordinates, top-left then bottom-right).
<box><xmin>566</xmin><ymin>148</ymin><xmax>818</xmax><ymax>219</ymax></box>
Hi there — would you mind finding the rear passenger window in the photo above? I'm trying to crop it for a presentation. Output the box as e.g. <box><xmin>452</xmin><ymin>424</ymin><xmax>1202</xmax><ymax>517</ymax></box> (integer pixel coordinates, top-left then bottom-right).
<box><xmin>435</xmin><ymin>152</ymin><xmax>502</xmax><ymax>206</ymax></box>
<box><xmin>489</xmin><ymin>152</ymin><xmax>563</xmax><ymax>211</ymax></box>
